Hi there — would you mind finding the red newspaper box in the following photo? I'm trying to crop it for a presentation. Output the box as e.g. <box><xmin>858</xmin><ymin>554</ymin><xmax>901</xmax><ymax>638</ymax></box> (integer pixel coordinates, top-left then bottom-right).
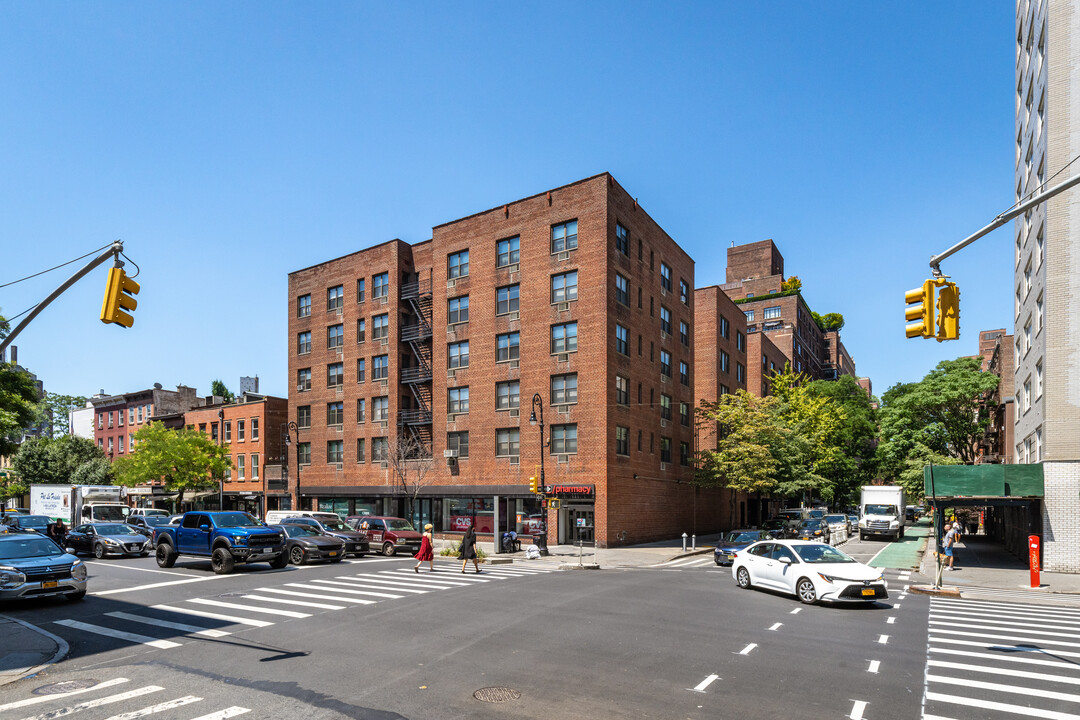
<box><xmin>1029</xmin><ymin>535</ymin><xmax>1041</xmax><ymax>588</ymax></box>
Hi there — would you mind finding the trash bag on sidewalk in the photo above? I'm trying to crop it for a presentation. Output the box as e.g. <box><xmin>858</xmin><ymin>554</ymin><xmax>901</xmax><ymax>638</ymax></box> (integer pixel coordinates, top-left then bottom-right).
<box><xmin>524</xmin><ymin>545</ymin><xmax>541</xmax><ymax>560</ymax></box>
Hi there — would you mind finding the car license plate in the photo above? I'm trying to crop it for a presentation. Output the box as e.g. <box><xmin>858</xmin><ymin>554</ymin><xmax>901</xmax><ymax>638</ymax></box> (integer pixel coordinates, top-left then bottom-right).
<box><xmin>329</xmin><ymin>551</ymin><xmax>337</xmax><ymax>556</ymax></box>
<box><xmin>42</xmin><ymin>580</ymin><xmax>58</xmax><ymax>589</ymax></box>
<box><xmin>727</xmin><ymin>554</ymin><xmax>736</xmax><ymax>560</ymax></box>
<box><xmin>861</xmin><ymin>588</ymin><xmax>875</xmax><ymax>597</ymax></box>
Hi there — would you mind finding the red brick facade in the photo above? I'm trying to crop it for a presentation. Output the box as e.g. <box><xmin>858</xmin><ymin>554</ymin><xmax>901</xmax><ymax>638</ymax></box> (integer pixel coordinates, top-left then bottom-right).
<box><xmin>745</xmin><ymin>331</ymin><xmax>787</xmax><ymax>397</ymax></box>
<box><xmin>288</xmin><ymin>174</ymin><xmax>713</xmax><ymax>546</ymax></box>
<box><xmin>92</xmin><ymin>385</ymin><xmax>198</xmax><ymax>460</ymax></box>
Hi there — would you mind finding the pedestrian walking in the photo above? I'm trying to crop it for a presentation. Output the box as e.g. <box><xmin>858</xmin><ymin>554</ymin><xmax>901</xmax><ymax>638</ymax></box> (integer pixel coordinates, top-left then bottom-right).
<box><xmin>943</xmin><ymin>522</ymin><xmax>959</xmax><ymax>571</ymax></box>
<box><xmin>414</xmin><ymin>523</ymin><xmax>435</xmax><ymax>573</ymax></box>
<box><xmin>460</xmin><ymin>525</ymin><xmax>482</xmax><ymax>574</ymax></box>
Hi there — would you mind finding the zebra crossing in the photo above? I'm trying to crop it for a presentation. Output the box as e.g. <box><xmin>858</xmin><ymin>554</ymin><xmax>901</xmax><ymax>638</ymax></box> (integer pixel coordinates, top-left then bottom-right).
<box><xmin>0</xmin><ymin>676</ymin><xmax>251</xmax><ymax>720</ymax></box>
<box><xmin>923</xmin><ymin>595</ymin><xmax>1080</xmax><ymax>719</ymax></box>
<box><xmin>651</xmin><ymin>555</ymin><xmax>717</xmax><ymax>569</ymax></box>
<box><xmin>50</xmin><ymin>564</ymin><xmax>553</xmax><ymax>652</ymax></box>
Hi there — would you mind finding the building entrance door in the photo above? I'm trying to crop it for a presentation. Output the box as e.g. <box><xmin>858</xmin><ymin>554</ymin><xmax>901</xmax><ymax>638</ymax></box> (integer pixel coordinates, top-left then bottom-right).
<box><xmin>561</xmin><ymin>504</ymin><xmax>594</xmax><ymax>545</ymax></box>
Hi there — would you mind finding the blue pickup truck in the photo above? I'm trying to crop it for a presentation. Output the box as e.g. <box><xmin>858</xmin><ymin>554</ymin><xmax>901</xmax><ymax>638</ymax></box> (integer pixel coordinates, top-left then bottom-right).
<box><xmin>153</xmin><ymin>511</ymin><xmax>287</xmax><ymax>574</ymax></box>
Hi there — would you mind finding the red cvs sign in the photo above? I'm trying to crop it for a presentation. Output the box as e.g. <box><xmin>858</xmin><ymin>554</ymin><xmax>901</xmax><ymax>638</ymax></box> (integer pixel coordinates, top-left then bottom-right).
<box><xmin>1029</xmin><ymin>534</ymin><xmax>1041</xmax><ymax>588</ymax></box>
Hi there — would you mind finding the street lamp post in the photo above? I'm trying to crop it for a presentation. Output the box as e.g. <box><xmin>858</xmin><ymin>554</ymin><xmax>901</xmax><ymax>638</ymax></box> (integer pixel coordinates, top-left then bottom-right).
<box><xmin>529</xmin><ymin>393</ymin><xmax>549</xmax><ymax>555</ymax></box>
<box><xmin>217</xmin><ymin>409</ymin><xmax>225</xmax><ymax>512</ymax></box>
<box><xmin>287</xmin><ymin>421</ymin><xmax>298</xmax><ymax>511</ymax></box>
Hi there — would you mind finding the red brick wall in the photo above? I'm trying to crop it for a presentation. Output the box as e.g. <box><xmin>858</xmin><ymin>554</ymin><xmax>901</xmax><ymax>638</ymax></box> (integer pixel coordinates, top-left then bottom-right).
<box><xmin>725</xmin><ymin>239</ymin><xmax>784</xmax><ymax>284</ymax></box>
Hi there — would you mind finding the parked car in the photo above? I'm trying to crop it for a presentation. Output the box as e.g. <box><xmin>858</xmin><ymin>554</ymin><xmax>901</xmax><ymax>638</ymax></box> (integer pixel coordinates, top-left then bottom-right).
<box><xmin>760</xmin><ymin>519</ymin><xmax>790</xmax><ymax>539</ymax></box>
<box><xmin>129</xmin><ymin>508</ymin><xmax>171</xmax><ymax>518</ymax></box>
<box><xmin>280</xmin><ymin>516</ymin><xmax>369</xmax><ymax>557</ymax></box>
<box><xmin>731</xmin><ymin>540</ymin><xmax>888</xmax><ymax>605</ymax></box>
<box><xmin>276</xmin><ymin>524</ymin><xmax>346</xmax><ymax>565</ymax></box>
<box><xmin>66</xmin><ymin>523</ymin><xmax>150</xmax><ymax>558</ymax></box>
<box><xmin>847</xmin><ymin>515</ymin><xmax>859</xmax><ymax>533</ymax></box>
<box><xmin>823</xmin><ymin>514</ymin><xmax>849</xmax><ymax>536</ymax></box>
<box><xmin>1</xmin><ymin>514</ymin><xmax>52</xmax><ymax>534</ymax></box>
<box><xmin>126</xmin><ymin>515</ymin><xmax>175</xmax><ymax>538</ymax></box>
<box><xmin>353</xmin><ymin>517</ymin><xmax>422</xmax><ymax>556</ymax></box>
<box><xmin>794</xmin><ymin>519</ymin><xmax>829</xmax><ymax>541</ymax></box>
<box><xmin>714</xmin><ymin>530</ymin><xmax>770</xmax><ymax>566</ymax></box>
<box><xmin>0</xmin><ymin>533</ymin><xmax>87</xmax><ymax>601</ymax></box>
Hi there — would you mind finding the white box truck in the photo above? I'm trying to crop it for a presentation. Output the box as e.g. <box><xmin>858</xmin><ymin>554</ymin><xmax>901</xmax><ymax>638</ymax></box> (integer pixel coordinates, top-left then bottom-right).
<box><xmin>30</xmin><ymin>484</ymin><xmax>129</xmax><ymax>525</ymax></box>
<box><xmin>858</xmin><ymin>486</ymin><xmax>905</xmax><ymax>541</ymax></box>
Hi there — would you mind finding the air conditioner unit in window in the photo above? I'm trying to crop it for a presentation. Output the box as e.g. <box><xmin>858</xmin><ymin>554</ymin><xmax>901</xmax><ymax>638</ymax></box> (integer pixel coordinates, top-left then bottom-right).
<box><xmin>661</xmin><ymin>374</ymin><xmax>669</xmax><ymax>383</ymax></box>
<box><xmin>660</xmin><ymin>286</ymin><xmax>667</xmax><ymax>296</ymax></box>
<box><xmin>380</xmin><ymin>461</ymin><xmax>389</xmax><ymax>469</ymax></box>
<box><xmin>660</xmin><ymin>419</ymin><xmax>669</xmax><ymax>428</ymax></box>
<box><xmin>509</xmin><ymin>409</ymin><xmax>519</xmax><ymax>418</ymax></box>
<box><xmin>557</xmin><ymin>454</ymin><xmax>569</xmax><ymax>464</ymax></box>
<box><xmin>447</xmin><ymin>279</ymin><xmax>456</xmax><ymax>289</ymax></box>
<box><xmin>660</xmin><ymin>332</ymin><xmax>669</xmax><ymax>341</ymax></box>
<box><xmin>508</xmin><ymin>263</ymin><xmax>519</xmax><ymax>273</ymax></box>
<box><xmin>336</xmin><ymin>307</ymin><xmax>344</xmax><ymax>316</ymax></box>
<box><xmin>447</xmin><ymin>414</ymin><xmax>456</xmax><ymax>423</ymax></box>
<box><xmin>447</xmin><ymin>369</ymin><xmax>457</xmax><ymax>379</ymax></box>
<box><xmin>509</xmin><ymin>360</ymin><xmax>519</xmax><ymax>369</ymax></box>
<box><xmin>509</xmin><ymin>311</ymin><xmax>519</xmax><ymax>321</ymax></box>
<box><xmin>557</xmin><ymin>353</ymin><xmax>569</xmax><ymax>363</ymax></box>
<box><xmin>660</xmin><ymin>462</ymin><xmax>668</xmax><ymax>471</ymax></box>
<box><xmin>336</xmin><ymin>386</ymin><xmax>344</xmax><ymax>396</ymax></box>
<box><xmin>336</xmin><ymin>347</ymin><xmax>344</xmax><ymax>356</ymax></box>
<box><xmin>557</xmin><ymin>302</ymin><xmax>570</xmax><ymax>312</ymax></box>
<box><xmin>297</xmin><ymin>385</ymin><xmax>304</xmax><ymax>392</ymax></box>
<box><xmin>508</xmin><ymin>455</ymin><xmax>520</xmax><ymax>465</ymax></box>
<box><xmin>379</xmin><ymin>296</ymin><xmax>388</xmax><ymax>305</ymax></box>
<box><xmin>378</xmin><ymin>421</ymin><xmax>388</xmax><ymax>429</ymax></box>
<box><xmin>557</xmin><ymin>251</ymin><xmax>571</xmax><ymax>261</ymax></box>
<box><xmin>380</xmin><ymin>379</ymin><xmax>389</xmax><ymax>387</ymax></box>
<box><xmin>444</xmin><ymin>449</ymin><xmax>458</xmax><ymax>458</ymax></box>
<box><xmin>334</xmin><ymin>463</ymin><xmax>344</xmax><ymax>471</ymax></box>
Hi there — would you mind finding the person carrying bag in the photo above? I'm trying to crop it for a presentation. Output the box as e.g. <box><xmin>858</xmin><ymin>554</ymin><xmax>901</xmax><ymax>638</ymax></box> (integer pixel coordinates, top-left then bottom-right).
<box><xmin>460</xmin><ymin>525</ymin><xmax>482</xmax><ymax>574</ymax></box>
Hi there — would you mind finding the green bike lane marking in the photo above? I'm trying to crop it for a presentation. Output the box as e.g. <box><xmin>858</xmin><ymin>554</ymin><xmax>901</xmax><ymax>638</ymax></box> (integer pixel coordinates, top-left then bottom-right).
<box><xmin>866</xmin><ymin>520</ymin><xmax>933</xmax><ymax>570</ymax></box>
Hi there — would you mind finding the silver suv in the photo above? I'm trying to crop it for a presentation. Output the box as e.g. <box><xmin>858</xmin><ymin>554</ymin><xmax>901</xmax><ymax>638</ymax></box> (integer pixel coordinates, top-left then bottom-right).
<box><xmin>0</xmin><ymin>534</ymin><xmax>87</xmax><ymax>601</ymax></box>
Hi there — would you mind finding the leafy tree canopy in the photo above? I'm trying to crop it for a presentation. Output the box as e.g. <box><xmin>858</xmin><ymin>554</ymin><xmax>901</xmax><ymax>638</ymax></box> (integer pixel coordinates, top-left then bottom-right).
<box><xmin>41</xmin><ymin>392</ymin><xmax>88</xmax><ymax>438</ymax></box>
<box><xmin>695</xmin><ymin>391</ymin><xmax>792</xmax><ymax>496</ymax></box>
<box><xmin>113</xmin><ymin>422</ymin><xmax>231</xmax><ymax>507</ymax></box>
<box><xmin>877</xmin><ymin>357</ymin><xmax>999</xmax><ymax>470</ymax></box>
<box><xmin>0</xmin><ymin>362</ymin><xmax>39</xmax><ymax>457</ymax></box>
<box><xmin>811</xmin><ymin>311</ymin><xmax>845</xmax><ymax>332</ymax></box>
<box><xmin>210</xmin><ymin>380</ymin><xmax>234</xmax><ymax>402</ymax></box>
<box><xmin>781</xmin><ymin>275</ymin><xmax>802</xmax><ymax>293</ymax></box>
<box><xmin>11</xmin><ymin>435</ymin><xmax>112</xmax><ymax>486</ymax></box>
<box><xmin>802</xmin><ymin>375</ymin><xmax>879</xmax><ymax>506</ymax></box>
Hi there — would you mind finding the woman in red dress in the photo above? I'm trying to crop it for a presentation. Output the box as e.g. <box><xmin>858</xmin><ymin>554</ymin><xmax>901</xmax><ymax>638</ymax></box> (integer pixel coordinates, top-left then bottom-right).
<box><xmin>414</xmin><ymin>523</ymin><xmax>435</xmax><ymax>572</ymax></box>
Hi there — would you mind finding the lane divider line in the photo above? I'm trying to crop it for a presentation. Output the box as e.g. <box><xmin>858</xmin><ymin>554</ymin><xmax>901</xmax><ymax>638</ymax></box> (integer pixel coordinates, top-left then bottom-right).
<box><xmin>738</xmin><ymin>643</ymin><xmax>757</xmax><ymax>655</ymax></box>
<box><xmin>849</xmin><ymin>699</ymin><xmax>868</xmax><ymax>720</ymax></box>
<box><xmin>867</xmin><ymin>660</ymin><xmax>880</xmax><ymax>673</ymax></box>
<box><xmin>768</xmin><ymin>623</ymin><xmax>782</xmax><ymax>631</ymax></box>
<box><xmin>878</xmin><ymin>634</ymin><xmax>889</xmax><ymax>644</ymax></box>
<box><xmin>688</xmin><ymin>674</ymin><xmax>719</xmax><ymax>693</ymax></box>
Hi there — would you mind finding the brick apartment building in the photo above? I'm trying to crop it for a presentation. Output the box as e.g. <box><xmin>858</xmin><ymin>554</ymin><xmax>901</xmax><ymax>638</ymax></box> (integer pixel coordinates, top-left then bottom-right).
<box><xmin>184</xmin><ymin>394</ymin><xmax>289</xmax><ymax>516</ymax></box>
<box><xmin>721</xmin><ymin>240</ymin><xmax>854</xmax><ymax>381</ymax></box>
<box><xmin>92</xmin><ymin>384</ymin><xmax>199</xmax><ymax>461</ymax></box>
<box><xmin>976</xmin><ymin>329</ymin><xmax>1015</xmax><ymax>466</ymax></box>
<box><xmin>288</xmin><ymin>174</ymin><xmax>723</xmax><ymax>546</ymax></box>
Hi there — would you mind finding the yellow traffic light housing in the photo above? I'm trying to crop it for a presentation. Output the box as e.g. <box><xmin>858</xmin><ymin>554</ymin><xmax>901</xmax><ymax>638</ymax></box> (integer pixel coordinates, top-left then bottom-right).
<box><xmin>936</xmin><ymin>281</ymin><xmax>960</xmax><ymax>341</ymax></box>
<box><xmin>529</xmin><ymin>476</ymin><xmax>538</xmax><ymax>494</ymax></box>
<box><xmin>904</xmin><ymin>280</ymin><xmax>936</xmax><ymax>339</ymax></box>
<box><xmin>100</xmin><ymin>267</ymin><xmax>140</xmax><ymax>327</ymax></box>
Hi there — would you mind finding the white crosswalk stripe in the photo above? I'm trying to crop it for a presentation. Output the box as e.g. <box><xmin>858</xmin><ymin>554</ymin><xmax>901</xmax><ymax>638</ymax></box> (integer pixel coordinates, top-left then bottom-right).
<box><xmin>17</xmin><ymin>685</ymin><xmax>162</xmax><ymax>720</ymax></box>
<box><xmin>923</xmin><ymin>596</ymin><xmax>1080</xmax><ymax>719</ymax></box>
<box><xmin>956</xmin><ymin>586</ymin><xmax>1080</xmax><ymax>607</ymax></box>
<box><xmin>46</xmin><ymin>562</ymin><xmax>555</xmax><ymax>653</ymax></box>
<box><xmin>5</xmin><ymin>678</ymin><xmax>248</xmax><ymax>720</ymax></box>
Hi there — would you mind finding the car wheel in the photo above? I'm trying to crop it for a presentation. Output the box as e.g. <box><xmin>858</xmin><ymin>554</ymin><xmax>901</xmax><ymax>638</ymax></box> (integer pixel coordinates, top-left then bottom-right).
<box><xmin>156</xmin><ymin>544</ymin><xmax>178</xmax><ymax>568</ymax></box>
<box><xmin>797</xmin><ymin>578</ymin><xmax>818</xmax><ymax>604</ymax></box>
<box><xmin>736</xmin><ymin>567</ymin><xmax>752</xmax><ymax>589</ymax></box>
<box><xmin>93</xmin><ymin>543</ymin><xmax>106</xmax><ymax>559</ymax></box>
<box><xmin>65</xmin><ymin>590</ymin><xmax>86</xmax><ymax>601</ymax></box>
<box><xmin>269</xmin><ymin>552</ymin><xmax>289</xmax><ymax>569</ymax></box>
<box><xmin>290</xmin><ymin>546</ymin><xmax>306</xmax><ymax>565</ymax></box>
<box><xmin>383</xmin><ymin>542</ymin><xmax>396</xmax><ymax>557</ymax></box>
<box><xmin>211</xmin><ymin>548</ymin><xmax>235</xmax><ymax>575</ymax></box>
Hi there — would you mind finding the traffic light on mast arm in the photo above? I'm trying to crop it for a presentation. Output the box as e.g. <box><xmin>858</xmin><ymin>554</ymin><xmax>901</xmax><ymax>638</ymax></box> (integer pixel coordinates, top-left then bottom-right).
<box><xmin>935</xmin><ymin>281</ymin><xmax>960</xmax><ymax>341</ymax></box>
<box><xmin>100</xmin><ymin>267</ymin><xmax>140</xmax><ymax>328</ymax></box>
<box><xmin>529</xmin><ymin>476</ymin><xmax>539</xmax><ymax>494</ymax></box>
<box><xmin>904</xmin><ymin>279</ymin><xmax>936</xmax><ymax>339</ymax></box>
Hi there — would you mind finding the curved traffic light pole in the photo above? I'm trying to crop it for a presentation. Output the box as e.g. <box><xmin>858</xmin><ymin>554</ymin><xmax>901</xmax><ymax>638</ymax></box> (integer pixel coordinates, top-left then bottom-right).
<box><xmin>0</xmin><ymin>240</ymin><xmax>126</xmax><ymax>357</ymax></box>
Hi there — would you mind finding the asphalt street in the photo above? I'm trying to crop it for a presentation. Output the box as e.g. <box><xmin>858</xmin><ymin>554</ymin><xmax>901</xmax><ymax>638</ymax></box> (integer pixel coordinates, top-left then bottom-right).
<box><xmin>2</xmin><ymin>538</ymin><xmax>1077</xmax><ymax>719</ymax></box>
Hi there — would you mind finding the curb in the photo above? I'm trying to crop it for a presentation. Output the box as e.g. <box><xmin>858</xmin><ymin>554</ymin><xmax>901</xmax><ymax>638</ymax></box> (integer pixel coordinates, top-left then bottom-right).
<box><xmin>0</xmin><ymin>614</ymin><xmax>69</xmax><ymax>687</ymax></box>
<box><xmin>908</xmin><ymin>584</ymin><xmax>962</xmax><ymax>598</ymax></box>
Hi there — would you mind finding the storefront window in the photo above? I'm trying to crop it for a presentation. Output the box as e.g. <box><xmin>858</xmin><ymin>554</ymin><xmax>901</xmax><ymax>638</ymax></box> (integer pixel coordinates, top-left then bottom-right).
<box><xmin>318</xmin><ymin>498</ymin><xmax>350</xmax><ymax>518</ymax></box>
<box><xmin>444</xmin><ymin>498</ymin><xmax>495</xmax><ymax>533</ymax></box>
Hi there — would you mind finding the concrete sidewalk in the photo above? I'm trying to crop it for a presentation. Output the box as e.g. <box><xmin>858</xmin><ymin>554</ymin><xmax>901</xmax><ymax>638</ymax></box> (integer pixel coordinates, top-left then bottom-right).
<box><xmin>0</xmin><ymin>614</ymin><xmax>68</xmax><ymax>687</ymax></box>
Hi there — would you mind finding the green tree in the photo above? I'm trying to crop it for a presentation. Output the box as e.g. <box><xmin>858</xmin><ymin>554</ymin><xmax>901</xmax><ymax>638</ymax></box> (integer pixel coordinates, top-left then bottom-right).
<box><xmin>810</xmin><ymin>311</ymin><xmax>845</xmax><ymax>332</ymax></box>
<box><xmin>877</xmin><ymin>357</ymin><xmax>998</xmax><ymax>468</ymax></box>
<box><xmin>695</xmin><ymin>391</ymin><xmax>787</xmax><ymax>497</ymax></box>
<box><xmin>113</xmin><ymin>422</ymin><xmax>231</xmax><ymax>507</ymax></box>
<box><xmin>210</xmin><ymin>380</ymin><xmax>234</xmax><ymax>402</ymax></box>
<box><xmin>0</xmin><ymin>469</ymin><xmax>27</xmax><ymax>509</ymax></box>
<box><xmin>781</xmin><ymin>275</ymin><xmax>802</xmax><ymax>293</ymax></box>
<box><xmin>41</xmin><ymin>392</ymin><xmax>88</xmax><ymax>438</ymax></box>
<box><xmin>11</xmin><ymin>435</ymin><xmax>112</xmax><ymax>486</ymax></box>
<box><xmin>0</xmin><ymin>362</ymin><xmax>40</xmax><ymax>458</ymax></box>
<box><xmin>803</xmin><ymin>375</ymin><xmax>879</xmax><ymax>506</ymax></box>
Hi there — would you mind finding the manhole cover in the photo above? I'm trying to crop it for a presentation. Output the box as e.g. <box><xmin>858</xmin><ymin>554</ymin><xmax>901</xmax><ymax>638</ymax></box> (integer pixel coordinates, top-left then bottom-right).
<box><xmin>33</xmin><ymin>680</ymin><xmax>99</xmax><ymax>696</ymax></box>
<box><xmin>473</xmin><ymin>687</ymin><xmax>521</xmax><ymax>703</ymax></box>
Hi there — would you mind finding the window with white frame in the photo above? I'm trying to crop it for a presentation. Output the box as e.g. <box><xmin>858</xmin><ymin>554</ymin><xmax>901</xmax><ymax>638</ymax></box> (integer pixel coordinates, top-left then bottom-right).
<box><xmin>373</xmin><ymin>396</ymin><xmax>389</xmax><ymax>422</ymax></box>
<box><xmin>357</xmin><ymin>358</ymin><xmax>365</xmax><ymax>383</ymax></box>
<box><xmin>551</xmin><ymin>424</ymin><xmax>577</xmax><ymax>454</ymax></box>
<box><xmin>251</xmin><ymin>453</ymin><xmax>259</xmax><ymax>478</ymax></box>
<box><xmin>357</xmin><ymin>278</ymin><xmax>365</xmax><ymax>303</ymax></box>
<box><xmin>373</xmin><ymin>314</ymin><xmax>389</xmax><ymax>341</ymax></box>
<box><xmin>496</xmin><ymin>428</ymin><xmax>520</xmax><ymax>458</ymax></box>
<box><xmin>763</xmin><ymin>306</ymin><xmax>781</xmax><ymax>320</ymax></box>
<box><xmin>327</xmin><ymin>285</ymin><xmax>344</xmax><ymax>311</ymax></box>
<box><xmin>447</xmin><ymin>431</ymin><xmax>469</xmax><ymax>458</ymax></box>
<box><xmin>298</xmin><ymin>294</ymin><xmax>311</xmax><ymax>318</ymax></box>
<box><xmin>372</xmin><ymin>437</ymin><xmax>388</xmax><ymax>462</ymax></box>
<box><xmin>237</xmin><ymin>419</ymin><xmax>245</xmax><ymax>442</ymax></box>
<box><xmin>1023</xmin><ymin>377</ymin><xmax>1031</xmax><ymax>413</ymax></box>
<box><xmin>327</xmin><ymin>441</ymin><xmax>343</xmax><ymax>464</ymax></box>
<box><xmin>1024</xmin><ymin>318</ymin><xmax>1032</xmax><ymax>355</ymax></box>
<box><xmin>372</xmin><ymin>272</ymin><xmax>389</xmax><ymax>299</ymax></box>
<box><xmin>328</xmin><ymin>362</ymin><xmax>344</xmax><ymax>387</ymax></box>
<box><xmin>1024</xmin><ymin>257</ymin><xmax>1033</xmax><ymax>297</ymax></box>
<box><xmin>497</xmin><ymin>285</ymin><xmax>519</xmax><ymax>315</ymax></box>
<box><xmin>298</xmin><ymin>331</ymin><xmax>312</xmax><ymax>355</ymax></box>
<box><xmin>449</xmin><ymin>341</ymin><xmax>469</xmax><ymax>368</ymax></box>
<box><xmin>1036</xmin><ymin>293</ymin><xmax>1044</xmax><ymax>334</ymax></box>
<box><xmin>1036</xmin><ymin>359</ymin><xmax>1043</xmax><ymax>398</ymax></box>
<box><xmin>327</xmin><ymin>324</ymin><xmax>344</xmax><ymax>349</ymax></box>
<box><xmin>356</xmin><ymin>399</ymin><xmax>366</xmax><ymax>423</ymax></box>
<box><xmin>251</xmin><ymin>418</ymin><xmax>258</xmax><ymax>441</ymax></box>
<box><xmin>298</xmin><ymin>442</ymin><xmax>310</xmax><ymax>465</ymax></box>
<box><xmin>551</xmin><ymin>373</ymin><xmax>577</xmax><ymax>405</ymax></box>
<box><xmin>744</xmin><ymin>309</ymin><xmax>754</xmax><ymax>322</ymax></box>
<box><xmin>551</xmin><ymin>322</ymin><xmax>578</xmax><ymax>354</ymax></box>
<box><xmin>373</xmin><ymin>355</ymin><xmax>389</xmax><ymax>380</ymax></box>
<box><xmin>298</xmin><ymin>368</ymin><xmax>312</xmax><ymax>391</ymax></box>
<box><xmin>237</xmin><ymin>453</ymin><xmax>245</xmax><ymax>479</ymax></box>
<box><xmin>327</xmin><ymin>402</ymin><xmax>344</xmax><ymax>426</ymax></box>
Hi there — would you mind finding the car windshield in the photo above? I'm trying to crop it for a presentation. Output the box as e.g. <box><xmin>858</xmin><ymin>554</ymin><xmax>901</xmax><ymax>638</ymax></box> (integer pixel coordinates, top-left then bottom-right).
<box><xmin>142</xmin><ymin>516</ymin><xmax>170</xmax><ymax>526</ymax></box>
<box><xmin>725</xmin><ymin>531</ymin><xmax>762</xmax><ymax>543</ymax></box>
<box><xmin>93</xmin><ymin>506</ymin><xmax>127</xmax><ymax>522</ymax></box>
<box><xmin>387</xmin><ymin>519</ymin><xmax>416</xmax><ymax>531</ymax></box>
<box><xmin>0</xmin><ymin>536</ymin><xmax>63</xmax><ymax>559</ymax></box>
<box><xmin>322</xmin><ymin>520</ymin><xmax>352</xmax><ymax>532</ymax></box>
<box><xmin>865</xmin><ymin>504</ymin><xmax>897</xmax><ymax>515</ymax></box>
<box><xmin>800</xmin><ymin>520</ymin><xmax>824</xmax><ymax>530</ymax></box>
<box><xmin>20</xmin><ymin>517</ymin><xmax>50</xmax><ymax>529</ymax></box>
<box><xmin>285</xmin><ymin>525</ymin><xmax>321</xmax><ymax>537</ymax></box>
<box><xmin>793</xmin><ymin>544</ymin><xmax>857</xmax><ymax>564</ymax></box>
<box><xmin>762</xmin><ymin>520</ymin><xmax>785</xmax><ymax>529</ymax></box>
<box><xmin>96</xmin><ymin>524</ymin><xmax>140</xmax><ymax>536</ymax></box>
<box><xmin>824</xmin><ymin>515</ymin><xmax>846</xmax><ymax>523</ymax></box>
<box><xmin>142</xmin><ymin>510</ymin><xmax>169</xmax><ymax>516</ymax></box>
<box><xmin>214</xmin><ymin>513</ymin><xmax>262</xmax><ymax>528</ymax></box>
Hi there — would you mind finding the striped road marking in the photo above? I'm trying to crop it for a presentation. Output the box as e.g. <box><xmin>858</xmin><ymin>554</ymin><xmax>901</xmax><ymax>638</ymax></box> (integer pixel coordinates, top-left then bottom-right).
<box><xmin>53</xmin><ymin>620</ymin><xmax>181</xmax><ymax>650</ymax></box>
<box><xmin>16</xmin><ymin>685</ymin><xmax>161</xmax><ymax>720</ymax></box>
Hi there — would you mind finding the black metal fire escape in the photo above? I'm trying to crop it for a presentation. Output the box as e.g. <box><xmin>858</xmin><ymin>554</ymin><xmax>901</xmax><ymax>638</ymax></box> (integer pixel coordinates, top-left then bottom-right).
<box><xmin>399</xmin><ymin>271</ymin><xmax>433</xmax><ymax>457</ymax></box>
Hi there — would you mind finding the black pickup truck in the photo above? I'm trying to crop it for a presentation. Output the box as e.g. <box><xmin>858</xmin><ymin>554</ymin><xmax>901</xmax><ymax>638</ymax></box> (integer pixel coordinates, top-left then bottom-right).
<box><xmin>153</xmin><ymin>511</ymin><xmax>287</xmax><ymax>574</ymax></box>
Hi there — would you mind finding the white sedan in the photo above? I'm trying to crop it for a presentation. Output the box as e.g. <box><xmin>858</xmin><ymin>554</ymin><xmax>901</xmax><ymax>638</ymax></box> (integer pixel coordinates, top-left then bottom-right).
<box><xmin>730</xmin><ymin>540</ymin><xmax>888</xmax><ymax>604</ymax></box>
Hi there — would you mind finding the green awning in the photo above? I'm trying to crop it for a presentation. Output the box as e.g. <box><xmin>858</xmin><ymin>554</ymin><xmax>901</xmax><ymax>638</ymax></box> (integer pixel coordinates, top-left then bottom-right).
<box><xmin>923</xmin><ymin>464</ymin><xmax>1043</xmax><ymax>499</ymax></box>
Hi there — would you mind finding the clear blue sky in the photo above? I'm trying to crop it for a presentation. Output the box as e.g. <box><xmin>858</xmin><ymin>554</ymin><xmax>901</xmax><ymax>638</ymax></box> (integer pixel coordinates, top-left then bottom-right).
<box><xmin>0</xmin><ymin>3</ymin><xmax>1016</xmax><ymax>401</ymax></box>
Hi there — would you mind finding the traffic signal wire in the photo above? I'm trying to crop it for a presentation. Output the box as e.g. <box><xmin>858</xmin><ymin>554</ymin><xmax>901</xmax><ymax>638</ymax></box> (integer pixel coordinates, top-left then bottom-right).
<box><xmin>0</xmin><ymin>241</ymin><xmax>117</xmax><ymax>289</ymax></box>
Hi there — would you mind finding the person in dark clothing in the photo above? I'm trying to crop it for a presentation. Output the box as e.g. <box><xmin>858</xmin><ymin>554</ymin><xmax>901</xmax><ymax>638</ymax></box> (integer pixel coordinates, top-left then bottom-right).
<box><xmin>47</xmin><ymin>518</ymin><xmax>68</xmax><ymax>547</ymax></box>
<box><xmin>460</xmin><ymin>525</ymin><xmax>481</xmax><ymax>574</ymax></box>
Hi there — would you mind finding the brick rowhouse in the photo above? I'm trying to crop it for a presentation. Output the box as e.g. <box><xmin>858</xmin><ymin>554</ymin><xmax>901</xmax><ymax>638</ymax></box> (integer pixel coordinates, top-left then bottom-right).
<box><xmin>288</xmin><ymin>174</ymin><xmax>724</xmax><ymax>547</ymax></box>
